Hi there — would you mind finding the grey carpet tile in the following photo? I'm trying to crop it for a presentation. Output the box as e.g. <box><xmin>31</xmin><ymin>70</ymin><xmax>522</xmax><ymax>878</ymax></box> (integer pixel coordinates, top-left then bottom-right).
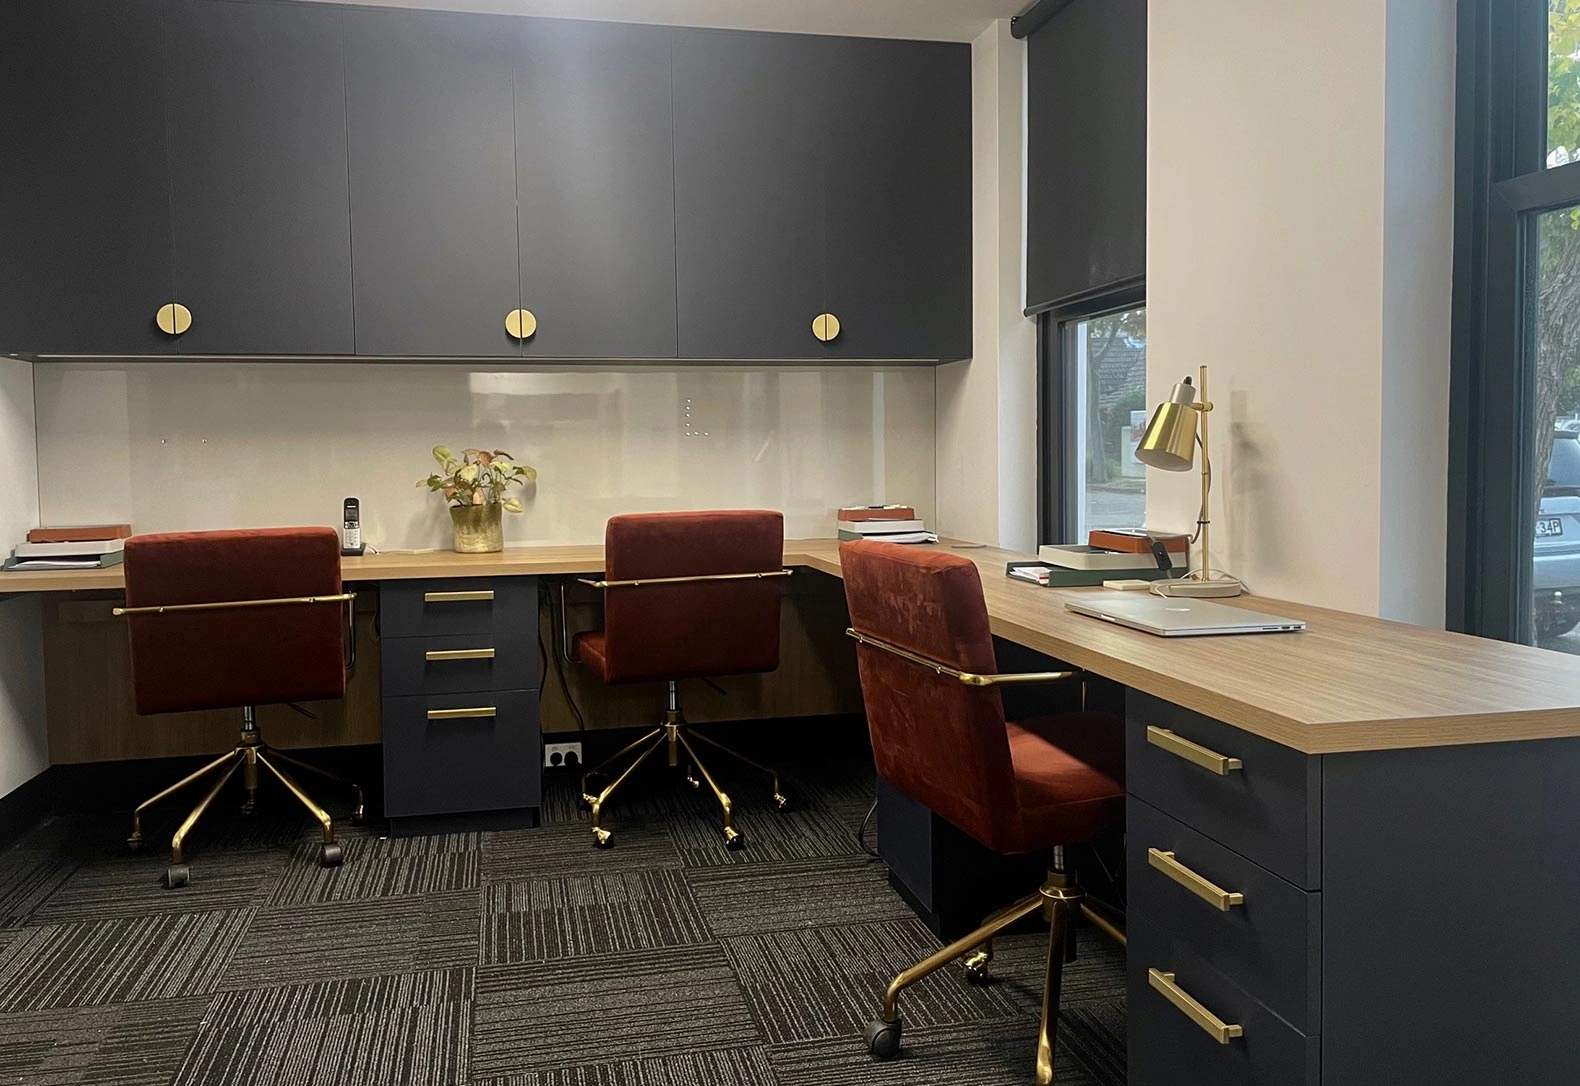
<box><xmin>722</xmin><ymin>920</ymin><xmax>1025</xmax><ymax>1047</ymax></box>
<box><xmin>0</xmin><ymin>994</ymin><xmax>210</xmax><ymax>1086</ymax></box>
<box><xmin>28</xmin><ymin>848</ymin><xmax>287</xmax><ymax>924</ymax></box>
<box><xmin>685</xmin><ymin>854</ymin><xmax>912</xmax><ymax>938</ymax></box>
<box><xmin>0</xmin><ymin>849</ymin><xmax>79</xmax><ymax>928</ymax></box>
<box><xmin>663</xmin><ymin>790</ymin><xmax>865</xmax><ymax>869</ymax></box>
<box><xmin>220</xmin><ymin>891</ymin><xmax>479</xmax><ymax>990</ymax></box>
<box><xmin>538</xmin><ymin>767</ymin><xmax>684</xmax><ymax>827</ymax></box>
<box><xmin>473</xmin><ymin>1046</ymin><xmax>780</xmax><ymax>1086</ymax></box>
<box><xmin>482</xmin><ymin>819</ymin><xmax>683</xmax><ymax>881</ymax></box>
<box><xmin>268</xmin><ymin>832</ymin><xmax>481</xmax><ymax>906</ymax></box>
<box><xmin>172</xmin><ymin>968</ymin><xmax>472</xmax><ymax>1086</ymax></box>
<box><xmin>471</xmin><ymin>944</ymin><xmax>759</xmax><ymax>1077</ymax></box>
<box><xmin>768</xmin><ymin>1016</ymin><xmax>1106</xmax><ymax>1086</ymax></box>
<box><xmin>982</xmin><ymin>926</ymin><xmax>1128</xmax><ymax>1016</ymax></box>
<box><xmin>480</xmin><ymin>868</ymin><xmax>711</xmax><ymax>965</ymax></box>
<box><xmin>1057</xmin><ymin>1000</ymin><xmax>1126</xmax><ymax>1086</ymax></box>
<box><xmin>0</xmin><ymin>907</ymin><xmax>254</xmax><ymax>1011</ymax></box>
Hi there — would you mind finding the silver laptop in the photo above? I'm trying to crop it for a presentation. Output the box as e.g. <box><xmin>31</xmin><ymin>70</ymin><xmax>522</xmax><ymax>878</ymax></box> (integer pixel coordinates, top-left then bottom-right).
<box><xmin>1064</xmin><ymin>595</ymin><xmax>1306</xmax><ymax>637</ymax></box>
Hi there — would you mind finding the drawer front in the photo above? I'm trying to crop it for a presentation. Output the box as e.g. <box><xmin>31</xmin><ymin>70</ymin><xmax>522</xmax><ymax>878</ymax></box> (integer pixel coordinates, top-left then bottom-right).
<box><xmin>1128</xmin><ymin>930</ymin><xmax>1319</xmax><ymax>1086</ymax></box>
<box><xmin>379</xmin><ymin>577</ymin><xmax>536</xmax><ymax>638</ymax></box>
<box><xmin>1129</xmin><ymin>796</ymin><xmax>1321</xmax><ymax>1033</ymax></box>
<box><xmin>1127</xmin><ymin>690</ymin><xmax>1322</xmax><ymax>889</ymax></box>
<box><xmin>381</xmin><ymin>628</ymin><xmax>540</xmax><ymax>697</ymax></box>
<box><xmin>383</xmin><ymin>689</ymin><xmax>541</xmax><ymax>818</ymax></box>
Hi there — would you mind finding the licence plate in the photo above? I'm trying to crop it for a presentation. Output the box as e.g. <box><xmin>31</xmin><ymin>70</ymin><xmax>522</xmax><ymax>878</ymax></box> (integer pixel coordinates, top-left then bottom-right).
<box><xmin>1538</xmin><ymin>517</ymin><xmax>1564</xmax><ymax>538</ymax></box>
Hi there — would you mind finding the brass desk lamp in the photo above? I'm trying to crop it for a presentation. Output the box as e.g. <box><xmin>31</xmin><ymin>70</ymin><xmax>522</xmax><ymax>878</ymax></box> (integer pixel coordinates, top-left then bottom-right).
<box><xmin>1135</xmin><ymin>365</ymin><xmax>1244</xmax><ymax>598</ymax></box>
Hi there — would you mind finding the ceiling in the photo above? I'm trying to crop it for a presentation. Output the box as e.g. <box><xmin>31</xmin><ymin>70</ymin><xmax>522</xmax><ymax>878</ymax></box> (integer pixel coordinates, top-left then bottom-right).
<box><xmin>300</xmin><ymin>0</ymin><xmax>1026</xmax><ymax>42</ymax></box>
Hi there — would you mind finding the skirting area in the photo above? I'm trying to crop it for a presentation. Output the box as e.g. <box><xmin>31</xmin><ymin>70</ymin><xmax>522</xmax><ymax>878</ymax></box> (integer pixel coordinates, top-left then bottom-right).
<box><xmin>0</xmin><ymin>744</ymin><xmax>1125</xmax><ymax>1085</ymax></box>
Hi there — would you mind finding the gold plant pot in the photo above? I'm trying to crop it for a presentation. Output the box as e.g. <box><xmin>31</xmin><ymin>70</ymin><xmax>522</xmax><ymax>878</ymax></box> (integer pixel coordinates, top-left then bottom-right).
<box><xmin>451</xmin><ymin>502</ymin><xmax>504</xmax><ymax>554</ymax></box>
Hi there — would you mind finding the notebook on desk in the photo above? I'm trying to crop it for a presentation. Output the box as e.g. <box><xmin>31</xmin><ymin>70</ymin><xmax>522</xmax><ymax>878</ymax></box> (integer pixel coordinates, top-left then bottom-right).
<box><xmin>1064</xmin><ymin>594</ymin><xmax>1306</xmax><ymax>637</ymax></box>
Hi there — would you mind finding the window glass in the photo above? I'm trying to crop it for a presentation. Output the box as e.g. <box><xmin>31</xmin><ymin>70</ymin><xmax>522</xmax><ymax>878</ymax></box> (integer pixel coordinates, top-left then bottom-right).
<box><xmin>1551</xmin><ymin>0</ymin><xmax>1580</xmax><ymax>166</ymax></box>
<box><xmin>1530</xmin><ymin>207</ymin><xmax>1580</xmax><ymax>647</ymax></box>
<box><xmin>1068</xmin><ymin>306</ymin><xmax>1147</xmax><ymax>538</ymax></box>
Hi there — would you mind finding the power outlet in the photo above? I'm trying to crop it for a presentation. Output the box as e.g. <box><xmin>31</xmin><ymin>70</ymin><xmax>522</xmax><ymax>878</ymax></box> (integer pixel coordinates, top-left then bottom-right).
<box><xmin>544</xmin><ymin>741</ymin><xmax>583</xmax><ymax>770</ymax></box>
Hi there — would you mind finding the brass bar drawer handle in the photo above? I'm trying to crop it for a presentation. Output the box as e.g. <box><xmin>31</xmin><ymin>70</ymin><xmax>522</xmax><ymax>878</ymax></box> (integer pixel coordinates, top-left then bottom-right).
<box><xmin>1146</xmin><ymin>726</ymin><xmax>1243</xmax><ymax>775</ymax></box>
<box><xmin>1148</xmin><ymin>848</ymin><xmax>1245</xmax><ymax>910</ymax></box>
<box><xmin>425</xmin><ymin>648</ymin><xmax>495</xmax><ymax>661</ymax></box>
<box><xmin>1148</xmin><ymin>968</ymin><xmax>1244</xmax><ymax>1044</ymax></box>
<box><xmin>427</xmin><ymin>706</ymin><xmax>496</xmax><ymax>720</ymax></box>
<box><xmin>423</xmin><ymin>589</ymin><xmax>495</xmax><ymax>603</ymax></box>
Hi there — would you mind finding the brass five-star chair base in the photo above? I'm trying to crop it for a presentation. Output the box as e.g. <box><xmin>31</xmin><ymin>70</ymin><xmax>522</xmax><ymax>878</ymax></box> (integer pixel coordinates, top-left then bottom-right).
<box><xmin>580</xmin><ymin>681</ymin><xmax>788</xmax><ymax>850</ymax></box>
<box><xmin>126</xmin><ymin>706</ymin><xmax>365</xmax><ymax>888</ymax></box>
<box><xmin>862</xmin><ymin>854</ymin><xmax>1123</xmax><ymax>1084</ymax></box>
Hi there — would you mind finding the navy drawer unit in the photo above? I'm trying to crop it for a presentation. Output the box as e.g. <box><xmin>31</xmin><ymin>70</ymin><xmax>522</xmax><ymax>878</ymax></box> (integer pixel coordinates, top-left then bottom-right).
<box><xmin>378</xmin><ymin>577</ymin><xmax>541</xmax><ymax>830</ymax></box>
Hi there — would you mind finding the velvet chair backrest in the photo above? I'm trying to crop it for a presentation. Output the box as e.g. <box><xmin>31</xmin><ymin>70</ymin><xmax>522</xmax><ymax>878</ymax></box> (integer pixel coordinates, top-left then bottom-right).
<box><xmin>840</xmin><ymin>541</ymin><xmax>1023</xmax><ymax>851</ymax></box>
<box><xmin>600</xmin><ymin>510</ymin><xmax>784</xmax><ymax>683</ymax></box>
<box><xmin>123</xmin><ymin>527</ymin><xmax>347</xmax><ymax>715</ymax></box>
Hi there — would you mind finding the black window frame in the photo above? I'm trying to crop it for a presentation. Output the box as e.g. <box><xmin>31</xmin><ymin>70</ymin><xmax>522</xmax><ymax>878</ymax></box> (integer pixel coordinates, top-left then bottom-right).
<box><xmin>1036</xmin><ymin>281</ymin><xmax>1146</xmax><ymax>546</ymax></box>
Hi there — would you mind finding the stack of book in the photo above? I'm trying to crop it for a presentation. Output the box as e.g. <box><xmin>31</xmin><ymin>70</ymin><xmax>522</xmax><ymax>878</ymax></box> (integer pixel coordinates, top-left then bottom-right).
<box><xmin>836</xmin><ymin>505</ymin><xmax>937</xmax><ymax>545</ymax></box>
<box><xmin>4</xmin><ymin>524</ymin><xmax>132</xmax><ymax>572</ymax></box>
<box><xmin>1008</xmin><ymin>530</ymin><xmax>1190</xmax><ymax>587</ymax></box>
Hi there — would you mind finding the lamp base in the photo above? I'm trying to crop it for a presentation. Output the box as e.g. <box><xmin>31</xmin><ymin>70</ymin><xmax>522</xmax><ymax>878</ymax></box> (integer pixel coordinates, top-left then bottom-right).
<box><xmin>1156</xmin><ymin>576</ymin><xmax>1244</xmax><ymax>599</ymax></box>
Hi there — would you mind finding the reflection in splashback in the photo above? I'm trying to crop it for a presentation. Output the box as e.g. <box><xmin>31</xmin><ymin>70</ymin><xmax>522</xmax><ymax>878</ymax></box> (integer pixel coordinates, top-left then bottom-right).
<box><xmin>32</xmin><ymin>363</ymin><xmax>936</xmax><ymax>550</ymax></box>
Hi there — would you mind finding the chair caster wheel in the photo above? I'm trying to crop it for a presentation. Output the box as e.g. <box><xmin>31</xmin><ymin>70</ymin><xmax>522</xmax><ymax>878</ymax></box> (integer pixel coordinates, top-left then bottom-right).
<box><xmin>318</xmin><ymin>841</ymin><xmax>344</xmax><ymax>868</ymax></box>
<box><xmin>165</xmin><ymin>864</ymin><xmax>190</xmax><ymax>889</ymax></box>
<box><xmin>724</xmin><ymin>829</ymin><xmax>745</xmax><ymax>851</ymax></box>
<box><xmin>964</xmin><ymin>951</ymin><xmax>991</xmax><ymax>984</ymax></box>
<box><xmin>350</xmin><ymin>806</ymin><xmax>366</xmax><ymax>827</ymax></box>
<box><xmin>592</xmin><ymin>828</ymin><xmax>613</xmax><ymax>849</ymax></box>
<box><xmin>772</xmin><ymin>793</ymin><xmax>790</xmax><ymax>811</ymax></box>
<box><xmin>126</xmin><ymin>837</ymin><xmax>143</xmax><ymax>853</ymax></box>
<box><xmin>863</xmin><ymin>1018</ymin><xmax>902</xmax><ymax>1060</ymax></box>
<box><xmin>579</xmin><ymin>794</ymin><xmax>596</xmax><ymax>811</ymax></box>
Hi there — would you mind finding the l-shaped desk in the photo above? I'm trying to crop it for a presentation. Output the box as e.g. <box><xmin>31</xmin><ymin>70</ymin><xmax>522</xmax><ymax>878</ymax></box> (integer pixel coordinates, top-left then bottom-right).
<box><xmin>7</xmin><ymin>538</ymin><xmax>1580</xmax><ymax>1084</ymax></box>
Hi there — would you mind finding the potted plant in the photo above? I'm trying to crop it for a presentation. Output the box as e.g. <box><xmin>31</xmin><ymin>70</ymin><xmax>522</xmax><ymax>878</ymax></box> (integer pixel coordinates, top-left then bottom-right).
<box><xmin>419</xmin><ymin>446</ymin><xmax>536</xmax><ymax>553</ymax></box>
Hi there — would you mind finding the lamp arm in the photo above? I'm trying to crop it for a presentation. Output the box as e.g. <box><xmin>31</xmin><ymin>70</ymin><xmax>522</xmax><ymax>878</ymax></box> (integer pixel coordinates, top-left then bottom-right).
<box><xmin>1190</xmin><ymin>434</ymin><xmax>1210</xmax><ymax>546</ymax></box>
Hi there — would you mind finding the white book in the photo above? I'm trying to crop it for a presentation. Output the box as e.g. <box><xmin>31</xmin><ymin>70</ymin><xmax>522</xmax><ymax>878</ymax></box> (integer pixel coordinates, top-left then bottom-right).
<box><xmin>836</xmin><ymin>519</ymin><xmax>926</xmax><ymax>534</ymax></box>
<box><xmin>14</xmin><ymin>537</ymin><xmax>125</xmax><ymax>558</ymax></box>
<box><xmin>1037</xmin><ymin>543</ymin><xmax>1183</xmax><ymax>571</ymax></box>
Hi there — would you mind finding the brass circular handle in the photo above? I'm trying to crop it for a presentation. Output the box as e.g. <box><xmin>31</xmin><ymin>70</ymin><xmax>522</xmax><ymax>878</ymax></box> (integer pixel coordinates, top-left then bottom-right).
<box><xmin>156</xmin><ymin>303</ymin><xmax>192</xmax><ymax>336</ymax></box>
<box><xmin>811</xmin><ymin>312</ymin><xmax>841</xmax><ymax>343</ymax></box>
<box><xmin>505</xmin><ymin>308</ymin><xmax>537</xmax><ymax>340</ymax></box>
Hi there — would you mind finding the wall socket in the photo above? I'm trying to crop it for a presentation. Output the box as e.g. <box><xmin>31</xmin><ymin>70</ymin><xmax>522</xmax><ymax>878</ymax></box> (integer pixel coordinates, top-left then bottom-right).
<box><xmin>543</xmin><ymin>741</ymin><xmax>583</xmax><ymax>770</ymax></box>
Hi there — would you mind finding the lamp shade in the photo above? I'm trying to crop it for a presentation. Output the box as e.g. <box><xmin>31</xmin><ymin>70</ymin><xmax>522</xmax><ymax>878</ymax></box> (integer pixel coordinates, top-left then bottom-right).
<box><xmin>1135</xmin><ymin>377</ymin><xmax>1198</xmax><ymax>472</ymax></box>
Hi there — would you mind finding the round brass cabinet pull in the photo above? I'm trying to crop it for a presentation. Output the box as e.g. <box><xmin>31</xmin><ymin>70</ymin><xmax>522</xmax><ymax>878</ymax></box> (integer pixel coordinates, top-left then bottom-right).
<box><xmin>155</xmin><ymin>303</ymin><xmax>192</xmax><ymax>336</ymax></box>
<box><xmin>811</xmin><ymin>312</ymin><xmax>841</xmax><ymax>342</ymax></box>
<box><xmin>505</xmin><ymin>309</ymin><xmax>537</xmax><ymax>340</ymax></box>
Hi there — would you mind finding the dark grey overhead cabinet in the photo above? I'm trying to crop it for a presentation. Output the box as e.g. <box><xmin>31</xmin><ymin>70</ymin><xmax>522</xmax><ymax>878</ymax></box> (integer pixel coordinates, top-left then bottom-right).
<box><xmin>344</xmin><ymin>7</ymin><xmax>522</xmax><ymax>357</ymax></box>
<box><xmin>0</xmin><ymin>0</ymin><xmax>174</xmax><ymax>356</ymax></box>
<box><xmin>822</xmin><ymin>37</ymin><xmax>972</xmax><ymax>361</ymax></box>
<box><xmin>673</xmin><ymin>29</ymin><xmax>831</xmax><ymax>360</ymax></box>
<box><xmin>515</xmin><ymin>20</ymin><xmax>678</xmax><ymax>359</ymax></box>
<box><xmin>166</xmin><ymin>0</ymin><xmax>354</xmax><ymax>355</ymax></box>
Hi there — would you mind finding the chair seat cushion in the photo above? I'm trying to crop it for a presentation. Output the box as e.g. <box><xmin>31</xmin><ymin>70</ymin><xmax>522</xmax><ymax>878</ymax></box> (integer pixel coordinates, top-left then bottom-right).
<box><xmin>1007</xmin><ymin>713</ymin><xmax>1126</xmax><ymax>849</ymax></box>
<box><xmin>574</xmin><ymin>631</ymin><xmax>609</xmax><ymax>680</ymax></box>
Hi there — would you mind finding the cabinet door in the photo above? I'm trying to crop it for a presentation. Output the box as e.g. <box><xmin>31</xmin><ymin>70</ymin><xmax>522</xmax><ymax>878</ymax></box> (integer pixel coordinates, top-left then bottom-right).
<box><xmin>0</xmin><ymin>0</ymin><xmax>173</xmax><ymax>356</ymax></box>
<box><xmin>167</xmin><ymin>0</ymin><xmax>354</xmax><ymax>355</ymax></box>
<box><xmin>516</xmin><ymin>20</ymin><xmax>677</xmax><ymax>359</ymax></box>
<box><xmin>823</xmin><ymin>38</ymin><xmax>972</xmax><ymax>361</ymax></box>
<box><xmin>345</xmin><ymin>7</ymin><xmax>520</xmax><ymax>357</ymax></box>
<box><xmin>673</xmin><ymin>29</ymin><xmax>830</xmax><ymax>359</ymax></box>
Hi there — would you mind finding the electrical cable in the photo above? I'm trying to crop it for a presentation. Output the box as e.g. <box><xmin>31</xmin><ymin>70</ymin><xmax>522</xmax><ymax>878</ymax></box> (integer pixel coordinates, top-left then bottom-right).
<box><xmin>856</xmin><ymin>797</ymin><xmax>880</xmax><ymax>859</ymax></box>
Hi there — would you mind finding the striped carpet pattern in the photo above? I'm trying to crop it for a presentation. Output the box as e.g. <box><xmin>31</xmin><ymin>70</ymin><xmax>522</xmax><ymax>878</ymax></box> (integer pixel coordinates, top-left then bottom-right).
<box><xmin>0</xmin><ymin>742</ymin><xmax>1125</xmax><ymax>1085</ymax></box>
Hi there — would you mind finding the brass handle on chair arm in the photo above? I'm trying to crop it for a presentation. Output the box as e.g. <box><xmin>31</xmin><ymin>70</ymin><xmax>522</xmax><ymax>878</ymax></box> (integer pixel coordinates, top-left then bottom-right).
<box><xmin>1148</xmin><ymin>969</ymin><xmax>1244</xmax><ymax>1044</ymax></box>
<box><xmin>425</xmin><ymin>648</ymin><xmax>495</xmax><ymax>661</ymax></box>
<box><xmin>113</xmin><ymin>592</ymin><xmax>355</xmax><ymax>617</ymax></box>
<box><xmin>1148</xmin><ymin>849</ymin><xmax>1245</xmax><ymax>910</ymax></box>
<box><xmin>580</xmin><ymin>570</ymin><xmax>794</xmax><ymax>589</ymax></box>
<box><xmin>1145</xmin><ymin>726</ymin><xmax>1242</xmax><ymax>774</ymax></box>
<box><xmin>427</xmin><ymin>706</ymin><xmax>496</xmax><ymax>720</ymax></box>
<box><xmin>423</xmin><ymin>589</ymin><xmax>495</xmax><ymax>603</ymax></box>
<box><xmin>844</xmin><ymin>628</ymin><xmax>1076</xmax><ymax>687</ymax></box>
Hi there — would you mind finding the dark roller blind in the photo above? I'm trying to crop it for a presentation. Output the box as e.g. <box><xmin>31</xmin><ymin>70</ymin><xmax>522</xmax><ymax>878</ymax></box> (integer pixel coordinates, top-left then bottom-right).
<box><xmin>1025</xmin><ymin>0</ymin><xmax>1146</xmax><ymax>315</ymax></box>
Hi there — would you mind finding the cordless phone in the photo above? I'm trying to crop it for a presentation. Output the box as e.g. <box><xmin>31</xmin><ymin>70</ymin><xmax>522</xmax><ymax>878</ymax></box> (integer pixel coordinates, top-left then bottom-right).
<box><xmin>341</xmin><ymin>497</ymin><xmax>365</xmax><ymax>556</ymax></box>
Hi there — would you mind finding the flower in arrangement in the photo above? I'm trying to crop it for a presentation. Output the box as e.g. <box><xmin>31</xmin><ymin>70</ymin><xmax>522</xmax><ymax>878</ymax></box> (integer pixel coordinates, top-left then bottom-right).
<box><xmin>419</xmin><ymin>446</ymin><xmax>536</xmax><ymax>512</ymax></box>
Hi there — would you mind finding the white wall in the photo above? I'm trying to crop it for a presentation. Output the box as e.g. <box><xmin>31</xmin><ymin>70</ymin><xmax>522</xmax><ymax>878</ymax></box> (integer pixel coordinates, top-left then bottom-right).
<box><xmin>33</xmin><ymin>363</ymin><xmax>935</xmax><ymax>549</ymax></box>
<box><xmin>0</xmin><ymin>358</ymin><xmax>47</xmax><ymax>799</ymax></box>
<box><xmin>936</xmin><ymin>18</ymin><xmax>1038</xmax><ymax>549</ymax></box>
<box><xmin>1146</xmin><ymin>0</ymin><xmax>1454</xmax><ymax>623</ymax></box>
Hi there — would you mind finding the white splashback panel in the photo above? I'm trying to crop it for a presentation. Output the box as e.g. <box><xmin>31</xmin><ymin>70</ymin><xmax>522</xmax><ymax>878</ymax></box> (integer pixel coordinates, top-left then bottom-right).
<box><xmin>33</xmin><ymin>363</ymin><xmax>935</xmax><ymax>550</ymax></box>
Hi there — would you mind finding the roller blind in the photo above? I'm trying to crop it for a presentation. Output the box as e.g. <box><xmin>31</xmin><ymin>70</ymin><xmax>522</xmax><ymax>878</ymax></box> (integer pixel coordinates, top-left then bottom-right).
<box><xmin>1024</xmin><ymin>0</ymin><xmax>1147</xmax><ymax>315</ymax></box>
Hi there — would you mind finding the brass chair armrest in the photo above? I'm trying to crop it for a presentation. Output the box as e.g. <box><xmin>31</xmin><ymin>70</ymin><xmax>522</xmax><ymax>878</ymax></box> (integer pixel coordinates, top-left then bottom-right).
<box><xmin>113</xmin><ymin>592</ymin><xmax>356</xmax><ymax>617</ymax></box>
<box><xmin>578</xmin><ymin>569</ymin><xmax>793</xmax><ymax>590</ymax></box>
<box><xmin>845</xmin><ymin>628</ymin><xmax>1077</xmax><ymax>687</ymax></box>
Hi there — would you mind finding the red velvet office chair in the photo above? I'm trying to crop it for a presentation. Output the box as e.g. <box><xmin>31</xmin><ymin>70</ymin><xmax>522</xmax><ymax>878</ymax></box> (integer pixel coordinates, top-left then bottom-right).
<box><xmin>841</xmin><ymin>541</ymin><xmax>1125</xmax><ymax>1084</ymax></box>
<box><xmin>118</xmin><ymin>527</ymin><xmax>364</xmax><ymax>888</ymax></box>
<box><xmin>572</xmin><ymin>510</ymin><xmax>790</xmax><ymax>849</ymax></box>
